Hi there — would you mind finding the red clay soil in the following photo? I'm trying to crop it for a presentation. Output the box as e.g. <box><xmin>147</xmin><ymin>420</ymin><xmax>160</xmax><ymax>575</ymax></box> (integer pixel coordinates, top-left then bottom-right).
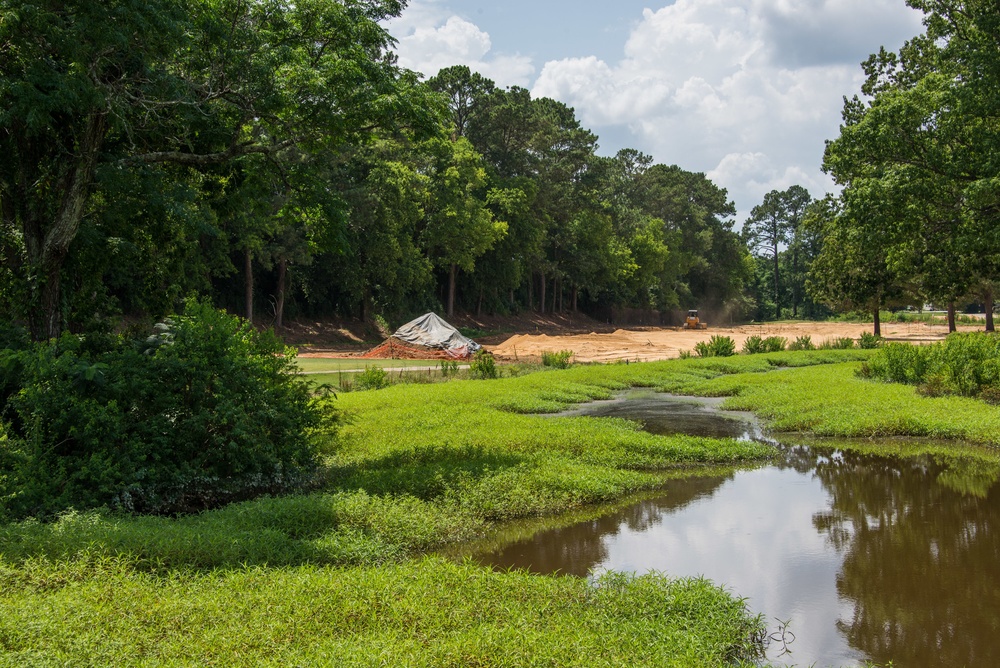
<box><xmin>359</xmin><ymin>339</ymin><xmax>469</xmax><ymax>360</ymax></box>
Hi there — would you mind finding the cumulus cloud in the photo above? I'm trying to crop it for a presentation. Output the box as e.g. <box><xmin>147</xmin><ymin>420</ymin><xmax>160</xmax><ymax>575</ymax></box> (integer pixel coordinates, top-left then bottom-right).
<box><xmin>387</xmin><ymin>0</ymin><xmax>923</xmax><ymax>217</ymax></box>
<box><xmin>386</xmin><ymin>0</ymin><xmax>535</xmax><ymax>88</ymax></box>
<box><xmin>530</xmin><ymin>0</ymin><xmax>923</xmax><ymax>217</ymax></box>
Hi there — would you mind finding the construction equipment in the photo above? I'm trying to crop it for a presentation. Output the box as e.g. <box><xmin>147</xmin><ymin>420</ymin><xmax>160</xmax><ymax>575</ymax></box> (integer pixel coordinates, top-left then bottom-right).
<box><xmin>683</xmin><ymin>309</ymin><xmax>707</xmax><ymax>329</ymax></box>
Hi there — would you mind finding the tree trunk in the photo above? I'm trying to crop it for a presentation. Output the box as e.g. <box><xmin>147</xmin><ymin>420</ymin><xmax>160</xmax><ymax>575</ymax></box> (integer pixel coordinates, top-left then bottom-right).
<box><xmin>873</xmin><ymin>304</ymin><xmax>881</xmax><ymax>337</ymax></box>
<box><xmin>984</xmin><ymin>286</ymin><xmax>995</xmax><ymax>333</ymax></box>
<box><xmin>773</xmin><ymin>249</ymin><xmax>780</xmax><ymax>320</ymax></box>
<box><xmin>245</xmin><ymin>247</ymin><xmax>254</xmax><ymax>323</ymax></box>
<box><xmin>572</xmin><ymin>286</ymin><xmax>578</xmax><ymax>312</ymax></box>
<box><xmin>447</xmin><ymin>263</ymin><xmax>457</xmax><ymax>317</ymax></box>
<box><xmin>275</xmin><ymin>259</ymin><xmax>287</xmax><ymax>328</ymax></box>
<box><xmin>476</xmin><ymin>287</ymin><xmax>483</xmax><ymax>317</ymax></box>
<box><xmin>539</xmin><ymin>272</ymin><xmax>547</xmax><ymax>314</ymax></box>
<box><xmin>528</xmin><ymin>273</ymin><xmax>534</xmax><ymax>311</ymax></box>
<box><xmin>791</xmin><ymin>246</ymin><xmax>799</xmax><ymax>318</ymax></box>
<box><xmin>25</xmin><ymin>112</ymin><xmax>107</xmax><ymax>339</ymax></box>
<box><xmin>947</xmin><ymin>301</ymin><xmax>956</xmax><ymax>333</ymax></box>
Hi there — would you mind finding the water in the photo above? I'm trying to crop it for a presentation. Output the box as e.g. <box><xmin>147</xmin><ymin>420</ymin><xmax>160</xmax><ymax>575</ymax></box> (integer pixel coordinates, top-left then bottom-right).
<box><xmin>474</xmin><ymin>396</ymin><xmax>1000</xmax><ymax>667</ymax></box>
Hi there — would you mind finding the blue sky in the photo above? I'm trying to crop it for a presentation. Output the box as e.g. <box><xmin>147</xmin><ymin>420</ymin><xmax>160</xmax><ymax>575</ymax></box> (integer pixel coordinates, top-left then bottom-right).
<box><xmin>386</xmin><ymin>0</ymin><xmax>926</xmax><ymax>221</ymax></box>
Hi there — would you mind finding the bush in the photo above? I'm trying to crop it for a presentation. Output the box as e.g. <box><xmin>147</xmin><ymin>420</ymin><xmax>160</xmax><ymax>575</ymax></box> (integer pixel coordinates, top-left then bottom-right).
<box><xmin>439</xmin><ymin>360</ymin><xmax>460</xmax><ymax>377</ymax></box>
<box><xmin>354</xmin><ymin>366</ymin><xmax>391</xmax><ymax>391</ymax></box>
<box><xmin>741</xmin><ymin>336</ymin><xmax>785</xmax><ymax>354</ymax></box>
<box><xmin>470</xmin><ymin>350</ymin><xmax>498</xmax><ymax>380</ymax></box>
<box><xmin>0</xmin><ymin>299</ymin><xmax>330</xmax><ymax>519</ymax></box>
<box><xmin>861</xmin><ymin>333</ymin><xmax>1000</xmax><ymax>399</ymax></box>
<box><xmin>820</xmin><ymin>337</ymin><xmax>856</xmax><ymax>350</ymax></box>
<box><xmin>541</xmin><ymin>350</ymin><xmax>573</xmax><ymax>368</ymax></box>
<box><xmin>694</xmin><ymin>335</ymin><xmax>737</xmax><ymax>358</ymax></box>
<box><xmin>859</xmin><ymin>332</ymin><xmax>882</xmax><ymax>349</ymax></box>
<box><xmin>741</xmin><ymin>335</ymin><xmax>764</xmax><ymax>355</ymax></box>
<box><xmin>788</xmin><ymin>335</ymin><xmax>815</xmax><ymax>351</ymax></box>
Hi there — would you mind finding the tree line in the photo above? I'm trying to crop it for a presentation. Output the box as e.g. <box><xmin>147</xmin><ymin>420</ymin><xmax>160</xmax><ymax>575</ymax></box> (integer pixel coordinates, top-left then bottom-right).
<box><xmin>3</xmin><ymin>0</ymin><xmax>995</xmax><ymax>343</ymax></box>
<box><xmin>0</xmin><ymin>0</ymin><xmax>760</xmax><ymax>341</ymax></box>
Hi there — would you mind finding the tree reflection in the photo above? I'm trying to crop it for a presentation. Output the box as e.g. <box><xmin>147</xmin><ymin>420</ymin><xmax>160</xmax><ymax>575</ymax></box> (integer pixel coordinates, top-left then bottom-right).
<box><xmin>491</xmin><ymin>475</ymin><xmax>729</xmax><ymax>576</ymax></box>
<box><xmin>811</xmin><ymin>448</ymin><xmax>1000</xmax><ymax>666</ymax></box>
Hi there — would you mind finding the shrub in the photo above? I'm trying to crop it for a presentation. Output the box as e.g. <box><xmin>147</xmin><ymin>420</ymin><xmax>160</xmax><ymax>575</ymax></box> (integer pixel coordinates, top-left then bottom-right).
<box><xmin>0</xmin><ymin>299</ymin><xmax>330</xmax><ymax>519</ymax></box>
<box><xmin>470</xmin><ymin>350</ymin><xmax>498</xmax><ymax>379</ymax></box>
<box><xmin>788</xmin><ymin>335</ymin><xmax>815</xmax><ymax>351</ymax></box>
<box><xmin>861</xmin><ymin>333</ymin><xmax>1000</xmax><ymax>399</ymax></box>
<box><xmin>542</xmin><ymin>350</ymin><xmax>573</xmax><ymax>368</ymax></box>
<box><xmin>694</xmin><ymin>335</ymin><xmax>737</xmax><ymax>358</ymax></box>
<box><xmin>354</xmin><ymin>366</ymin><xmax>391</xmax><ymax>391</ymax></box>
<box><xmin>820</xmin><ymin>337</ymin><xmax>856</xmax><ymax>350</ymax></box>
<box><xmin>439</xmin><ymin>360</ymin><xmax>460</xmax><ymax>377</ymax></box>
<box><xmin>741</xmin><ymin>335</ymin><xmax>764</xmax><ymax>355</ymax></box>
<box><xmin>858</xmin><ymin>332</ymin><xmax>882</xmax><ymax>349</ymax></box>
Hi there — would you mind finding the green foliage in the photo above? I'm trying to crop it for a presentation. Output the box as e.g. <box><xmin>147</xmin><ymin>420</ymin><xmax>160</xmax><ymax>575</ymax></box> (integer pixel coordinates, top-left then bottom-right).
<box><xmin>858</xmin><ymin>332</ymin><xmax>882</xmax><ymax>349</ymax></box>
<box><xmin>439</xmin><ymin>360</ymin><xmax>460</xmax><ymax>377</ymax></box>
<box><xmin>788</xmin><ymin>335</ymin><xmax>815</xmax><ymax>351</ymax></box>
<box><xmin>0</xmin><ymin>556</ymin><xmax>764</xmax><ymax>667</ymax></box>
<box><xmin>353</xmin><ymin>366</ymin><xmax>391</xmax><ymax>391</ymax></box>
<box><xmin>469</xmin><ymin>350</ymin><xmax>499</xmax><ymax>379</ymax></box>
<box><xmin>741</xmin><ymin>335</ymin><xmax>765</xmax><ymax>355</ymax></box>
<box><xmin>0</xmin><ymin>300</ymin><xmax>327</xmax><ymax>519</ymax></box>
<box><xmin>742</xmin><ymin>336</ymin><xmax>786</xmax><ymax>355</ymax></box>
<box><xmin>862</xmin><ymin>333</ymin><xmax>1000</xmax><ymax>400</ymax></box>
<box><xmin>541</xmin><ymin>350</ymin><xmax>574</xmax><ymax>368</ymax></box>
<box><xmin>820</xmin><ymin>337</ymin><xmax>856</xmax><ymax>350</ymax></box>
<box><xmin>695</xmin><ymin>335</ymin><xmax>737</xmax><ymax>358</ymax></box>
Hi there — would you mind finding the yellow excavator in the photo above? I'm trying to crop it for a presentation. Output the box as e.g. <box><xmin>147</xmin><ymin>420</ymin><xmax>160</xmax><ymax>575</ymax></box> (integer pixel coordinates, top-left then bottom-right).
<box><xmin>683</xmin><ymin>309</ymin><xmax>707</xmax><ymax>329</ymax></box>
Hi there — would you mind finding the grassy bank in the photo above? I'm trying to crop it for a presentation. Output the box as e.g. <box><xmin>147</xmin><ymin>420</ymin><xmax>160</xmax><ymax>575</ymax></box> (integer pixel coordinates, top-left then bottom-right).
<box><xmin>9</xmin><ymin>347</ymin><xmax>996</xmax><ymax>666</ymax></box>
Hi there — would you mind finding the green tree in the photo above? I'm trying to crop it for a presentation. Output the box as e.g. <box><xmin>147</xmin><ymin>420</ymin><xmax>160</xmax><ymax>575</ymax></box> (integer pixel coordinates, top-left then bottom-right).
<box><xmin>744</xmin><ymin>186</ymin><xmax>812</xmax><ymax>319</ymax></box>
<box><xmin>419</xmin><ymin>137</ymin><xmax>507</xmax><ymax>317</ymax></box>
<box><xmin>823</xmin><ymin>1</ymin><xmax>1000</xmax><ymax>332</ymax></box>
<box><xmin>806</xmin><ymin>195</ymin><xmax>907</xmax><ymax>336</ymax></box>
<box><xmin>0</xmin><ymin>0</ymin><xmax>430</xmax><ymax>339</ymax></box>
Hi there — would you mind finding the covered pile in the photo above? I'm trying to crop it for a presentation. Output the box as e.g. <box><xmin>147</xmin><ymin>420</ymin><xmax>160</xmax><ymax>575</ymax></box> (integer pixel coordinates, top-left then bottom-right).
<box><xmin>362</xmin><ymin>313</ymin><xmax>482</xmax><ymax>360</ymax></box>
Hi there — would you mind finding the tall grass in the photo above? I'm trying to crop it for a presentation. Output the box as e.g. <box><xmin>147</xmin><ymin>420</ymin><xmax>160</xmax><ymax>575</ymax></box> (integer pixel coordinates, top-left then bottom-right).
<box><xmin>860</xmin><ymin>333</ymin><xmax>1000</xmax><ymax>400</ymax></box>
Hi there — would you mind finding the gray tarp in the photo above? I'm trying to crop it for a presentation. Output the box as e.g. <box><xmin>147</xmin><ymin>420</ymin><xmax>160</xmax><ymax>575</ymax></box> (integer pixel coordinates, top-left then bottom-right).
<box><xmin>391</xmin><ymin>312</ymin><xmax>482</xmax><ymax>357</ymax></box>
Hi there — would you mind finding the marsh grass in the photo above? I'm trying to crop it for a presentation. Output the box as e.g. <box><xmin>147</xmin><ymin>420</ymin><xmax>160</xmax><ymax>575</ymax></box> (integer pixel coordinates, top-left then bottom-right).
<box><xmin>8</xmin><ymin>348</ymin><xmax>960</xmax><ymax>666</ymax></box>
<box><xmin>0</xmin><ymin>556</ymin><xmax>764</xmax><ymax>667</ymax></box>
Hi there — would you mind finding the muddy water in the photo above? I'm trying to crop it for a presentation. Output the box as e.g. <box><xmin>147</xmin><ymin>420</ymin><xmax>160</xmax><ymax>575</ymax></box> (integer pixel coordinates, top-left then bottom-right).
<box><xmin>478</xmin><ymin>396</ymin><xmax>1000</xmax><ymax>667</ymax></box>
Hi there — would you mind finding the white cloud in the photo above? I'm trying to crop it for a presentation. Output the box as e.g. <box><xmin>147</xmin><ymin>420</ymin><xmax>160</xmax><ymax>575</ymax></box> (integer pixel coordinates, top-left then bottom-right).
<box><xmin>530</xmin><ymin>0</ymin><xmax>922</xmax><ymax>216</ymax></box>
<box><xmin>385</xmin><ymin>0</ymin><xmax>922</xmax><ymax>215</ymax></box>
<box><xmin>386</xmin><ymin>0</ymin><xmax>535</xmax><ymax>88</ymax></box>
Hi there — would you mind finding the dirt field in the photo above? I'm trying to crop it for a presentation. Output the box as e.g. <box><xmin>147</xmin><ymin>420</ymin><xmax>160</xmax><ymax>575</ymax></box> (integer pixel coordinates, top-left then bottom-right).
<box><xmin>488</xmin><ymin>321</ymin><xmax>983</xmax><ymax>363</ymax></box>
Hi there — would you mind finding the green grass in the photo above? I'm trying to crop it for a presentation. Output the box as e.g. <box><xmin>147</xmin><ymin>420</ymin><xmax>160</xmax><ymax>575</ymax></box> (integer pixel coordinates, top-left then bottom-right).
<box><xmin>11</xmin><ymin>347</ymin><xmax>999</xmax><ymax>666</ymax></box>
<box><xmin>293</xmin><ymin>357</ymin><xmax>458</xmax><ymax>373</ymax></box>
<box><xmin>668</xmin><ymin>360</ymin><xmax>1000</xmax><ymax>444</ymax></box>
<box><xmin>0</xmin><ymin>557</ymin><xmax>764</xmax><ymax>667</ymax></box>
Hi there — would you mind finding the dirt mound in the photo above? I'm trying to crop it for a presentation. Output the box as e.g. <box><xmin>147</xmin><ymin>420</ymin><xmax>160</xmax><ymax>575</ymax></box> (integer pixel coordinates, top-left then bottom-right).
<box><xmin>360</xmin><ymin>338</ymin><xmax>467</xmax><ymax>360</ymax></box>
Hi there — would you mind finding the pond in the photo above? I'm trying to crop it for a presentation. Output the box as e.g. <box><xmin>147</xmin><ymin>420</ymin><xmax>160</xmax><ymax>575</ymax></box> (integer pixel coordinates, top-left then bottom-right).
<box><xmin>472</xmin><ymin>394</ymin><xmax>1000</xmax><ymax>667</ymax></box>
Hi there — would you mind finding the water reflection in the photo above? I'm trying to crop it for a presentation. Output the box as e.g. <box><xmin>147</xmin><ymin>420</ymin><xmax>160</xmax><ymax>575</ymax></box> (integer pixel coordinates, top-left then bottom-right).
<box><xmin>474</xmin><ymin>410</ymin><xmax>1000</xmax><ymax>666</ymax></box>
<box><xmin>556</xmin><ymin>391</ymin><xmax>764</xmax><ymax>441</ymax></box>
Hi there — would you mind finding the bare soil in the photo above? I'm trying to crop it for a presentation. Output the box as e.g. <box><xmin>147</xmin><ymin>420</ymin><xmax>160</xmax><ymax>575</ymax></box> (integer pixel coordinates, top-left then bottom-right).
<box><xmin>282</xmin><ymin>311</ymin><xmax>985</xmax><ymax>362</ymax></box>
<box><xmin>488</xmin><ymin>320</ymin><xmax>983</xmax><ymax>363</ymax></box>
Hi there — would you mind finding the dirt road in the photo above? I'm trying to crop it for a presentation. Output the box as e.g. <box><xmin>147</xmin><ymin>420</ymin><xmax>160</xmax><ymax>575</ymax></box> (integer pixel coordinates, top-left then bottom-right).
<box><xmin>488</xmin><ymin>321</ymin><xmax>981</xmax><ymax>363</ymax></box>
